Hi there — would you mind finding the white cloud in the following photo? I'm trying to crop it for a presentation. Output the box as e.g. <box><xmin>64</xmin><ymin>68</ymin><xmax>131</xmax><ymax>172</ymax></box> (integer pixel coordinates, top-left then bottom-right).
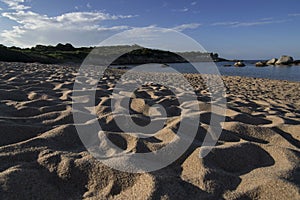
<box><xmin>1</xmin><ymin>0</ymin><xmax>30</xmax><ymax>10</ymax></box>
<box><xmin>2</xmin><ymin>25</ymin><xmax>129</xmax><ymax>47</ymax></box>
<box><xmin>232</xmin><ymin>20</ymin><xmax>286</xmax><ymax>27</ymax></box>
<box><xmin>55</xmin><ymin>12</ymin><xmax>125</xmax><ymax>23</ymax></box>
<box><xmin>211</xmin><ymin>21</ymin><xmax>239</xmax><ymax>26</ymax></box>
<box><xmin>1</xmin><ymin>9</ymin><xmax>136</xmax><ymax>47</ymax></box>
<box><xmin>172</xmin><ymin>23</ymin><xmax>201</xmax><ymax>31</ymax></box>
<box><xmin>1</xmin><ymin>0</ymin><xmax>137</xmax><ymax>46</ymax></box>
<box><xmin>191</xmin><ymin>1</ymin><xmax>197</xmax><ymax>6</ymax></box>
<box><xmin>0</xmin><ymin>0</ymin><xmax>197</xmax><ymax>48</ymax></box>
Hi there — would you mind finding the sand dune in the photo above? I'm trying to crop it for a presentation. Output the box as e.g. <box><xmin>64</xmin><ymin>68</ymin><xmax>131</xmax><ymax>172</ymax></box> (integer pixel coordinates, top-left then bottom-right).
<box><xmin>0</xmin><ymin>62</ymin><xmax>299</xmax><ymax>199</ymax></box>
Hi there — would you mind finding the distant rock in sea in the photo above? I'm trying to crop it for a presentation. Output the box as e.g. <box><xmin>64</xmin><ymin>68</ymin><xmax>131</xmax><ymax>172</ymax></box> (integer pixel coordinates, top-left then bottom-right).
<box><xmin>275</xmin><ymin>55</ymin><xmax>294</xmax><ymax>65</ymax></box>
<box><xmin>234</xmin><ymin>61</ymin><xmax>246</xmax><ymax>67</ymax></box>
<box><xmin>266</xmin><ymin>58</ymin><xmax>278</xmax><ymax>65</ymax></box>
<box><xmin>294</xmin><ymin>60</ymin><xmax>300</xmax><ymax>65</ymax></box>
<box><xmin>255</xmin><ymin>61</ymin><xmax>268</xmax><ymax>67</ymax></box>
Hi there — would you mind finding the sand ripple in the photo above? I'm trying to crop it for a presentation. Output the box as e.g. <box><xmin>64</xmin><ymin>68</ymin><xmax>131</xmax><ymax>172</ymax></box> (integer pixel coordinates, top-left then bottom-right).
<box><xmin>0</xmin><ymin>62</ymin><xmax>299</xmax><ymax>199</ymax></box>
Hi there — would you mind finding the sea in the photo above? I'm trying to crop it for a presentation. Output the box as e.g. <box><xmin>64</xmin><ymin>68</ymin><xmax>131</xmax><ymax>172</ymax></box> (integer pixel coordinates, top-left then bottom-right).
<box><xmin>113</xmin><ymin>61</ymin><xmax>300</xmax><ymax>82</ymax></box>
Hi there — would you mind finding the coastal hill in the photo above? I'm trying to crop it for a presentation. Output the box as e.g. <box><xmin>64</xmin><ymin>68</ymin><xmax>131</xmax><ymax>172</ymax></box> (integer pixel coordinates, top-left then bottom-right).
<box><xmin>0</xmin><ymin>43</ymin><xmax>225</xmax><ymax>64</ymax></box>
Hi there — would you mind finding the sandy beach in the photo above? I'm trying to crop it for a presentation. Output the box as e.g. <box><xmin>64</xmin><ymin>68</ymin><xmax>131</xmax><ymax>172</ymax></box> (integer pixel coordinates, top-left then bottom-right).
<box><xmin>0</xmin><ymin>62</ymin><xmax>299</xmax><ymax>200</ymax></box>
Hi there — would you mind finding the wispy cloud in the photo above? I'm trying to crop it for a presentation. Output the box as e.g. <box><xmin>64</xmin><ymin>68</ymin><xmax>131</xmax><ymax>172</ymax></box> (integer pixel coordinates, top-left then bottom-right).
<box><xmin>212</xmin><ymin>19</ymin><xmax>286</xmax><ymax>27</ymax></box>
<box><xmin>87</xmin><ymin>3</ymin><xmax>92</xmax><ymax>9</ymax></box>
<box><xmin>172</xmin><ymin>23</ymin><xmax>201</xmax><ymax>31</ymax></box>
<box><xmin>172</xmin><ymin>8</ymin><xmax>189</xmax><ymax>12</ymax></box>
<box><xmin>288</xmin><ymin>13</ymin><xmax>300</xmax><ymax>17</ymax></box>
<box><xmin>191</xmin><ymin>1</ymin><xmax>197</xmax><ymax>6</ymax></box>
<box><xmin>259</xmin><ymin>17</ymin><xmax>273</xmax><ymax>21</ymax></box>
<box><xmin>211</xmin><ymin>21</ymin><xmax>239</xmax><ymax>26</ymax></box>
<box><xmin>233</xmin><ymin>20</ymin><xmax>286</xmax><ymax>27</ymax></box>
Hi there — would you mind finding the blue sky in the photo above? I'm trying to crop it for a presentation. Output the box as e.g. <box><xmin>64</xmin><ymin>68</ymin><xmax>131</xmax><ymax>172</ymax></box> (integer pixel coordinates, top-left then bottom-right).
<box><xmin>0</xmin><ymin>0</ymin><xmax>299</xmax><ymax>59</ymax></box>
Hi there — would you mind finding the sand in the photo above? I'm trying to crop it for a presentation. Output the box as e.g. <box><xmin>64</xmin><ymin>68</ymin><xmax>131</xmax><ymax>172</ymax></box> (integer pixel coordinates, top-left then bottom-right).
<box><xmin>0</xmin><ymin>62</ymin><xmax>299</xmax><ymax>199</ymax></box>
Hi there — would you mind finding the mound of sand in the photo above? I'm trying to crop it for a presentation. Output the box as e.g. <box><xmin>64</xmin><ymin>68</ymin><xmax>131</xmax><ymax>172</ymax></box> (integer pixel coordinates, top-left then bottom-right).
<box><xmin>0</xmin><ymin>62</ymin><xmax>299</xmax><ymax>199</ymax></box>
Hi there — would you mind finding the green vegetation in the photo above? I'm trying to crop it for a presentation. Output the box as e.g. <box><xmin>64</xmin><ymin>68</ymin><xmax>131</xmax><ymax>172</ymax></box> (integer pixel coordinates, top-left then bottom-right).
<box><xmin>0</xmin><ymin>43</ymin><xmax>92</xmax><ymax>64</ymax></box>
<box><xmin>0</xmin><ymin>43</ymin><xmax>225</xmax><ymax>64</ymax></box>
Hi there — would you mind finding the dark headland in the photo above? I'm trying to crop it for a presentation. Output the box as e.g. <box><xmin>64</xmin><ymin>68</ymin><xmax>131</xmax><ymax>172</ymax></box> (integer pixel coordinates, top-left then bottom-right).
<box><xmin>0</xmin><ymin>43</ymin><xmax>226</xmax><ymax>64</ymax></box>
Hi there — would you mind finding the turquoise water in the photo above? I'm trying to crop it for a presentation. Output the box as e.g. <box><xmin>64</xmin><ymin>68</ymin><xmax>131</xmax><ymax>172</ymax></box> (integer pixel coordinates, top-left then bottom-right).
<box><xmin>169</xmin><ymin>62</ymin><xmax>300</xmax><ymax>82</ymax></box>
<box><xmin>215</xmin><ymin>62</ymin><xmax>299</xmax><ymax>82</ymax></box>
<box><xmin>113</xmin><ymin>61</ymin><xmax>300</xmax><ymax>82</ymax></box>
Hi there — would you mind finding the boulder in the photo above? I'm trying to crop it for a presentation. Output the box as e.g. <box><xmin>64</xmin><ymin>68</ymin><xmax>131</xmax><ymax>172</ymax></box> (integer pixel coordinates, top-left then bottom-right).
<box><xmin>255</xmin><ymin>61</ymin><xmax>267</xmax><ymax>67</ymax></box>
<box><xmin>275</xmin><ymin>56</ymin><xmax>294</xmax><ymax>65</ymax></box>
<box><xmin>266</xmin><ymin>58</ymin><xmax>277</xmax><ymax>65</ymax></box>
<box><xmin>293</xmin><ymin>60</ymin><xmax>300</xmax><ymax>65</ymax></box>
<box><xmin>234</xmin><ymin>61</ymin><xmax>245</xmax><ymax>67</ymax></box>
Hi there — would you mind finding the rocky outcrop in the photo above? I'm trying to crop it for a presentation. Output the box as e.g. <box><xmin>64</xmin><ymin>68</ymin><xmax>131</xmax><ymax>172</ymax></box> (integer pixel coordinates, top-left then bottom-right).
<box><xmin>234</xmin><ymin>62</ymin><xmax>246</xmax><ymax>67</ymax></box>
<box><xmin>275</xmin><ymin>56</ymin><xmax>294</xmax><ymax>65</ymax></box>
<box><xmin>255</xmin><ymin>61</ymin><xmax>267</xmax><ymax>67</ymax></box>
<box><xmin>293</xmin><ymin>60</ymin><xmax>300</xmax><ymax>65</ymax></box>
<box><xmin>266</xmin><ymin>58</ymin><xmax>278</xmax><ymax>65</ymax></box>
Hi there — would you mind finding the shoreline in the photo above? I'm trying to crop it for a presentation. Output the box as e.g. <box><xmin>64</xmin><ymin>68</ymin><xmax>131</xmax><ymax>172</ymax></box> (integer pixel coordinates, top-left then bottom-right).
<box><xmin>2</xmin><ymin>60</ymin><xmax>300</xmax><ymax>82</ymax></box>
